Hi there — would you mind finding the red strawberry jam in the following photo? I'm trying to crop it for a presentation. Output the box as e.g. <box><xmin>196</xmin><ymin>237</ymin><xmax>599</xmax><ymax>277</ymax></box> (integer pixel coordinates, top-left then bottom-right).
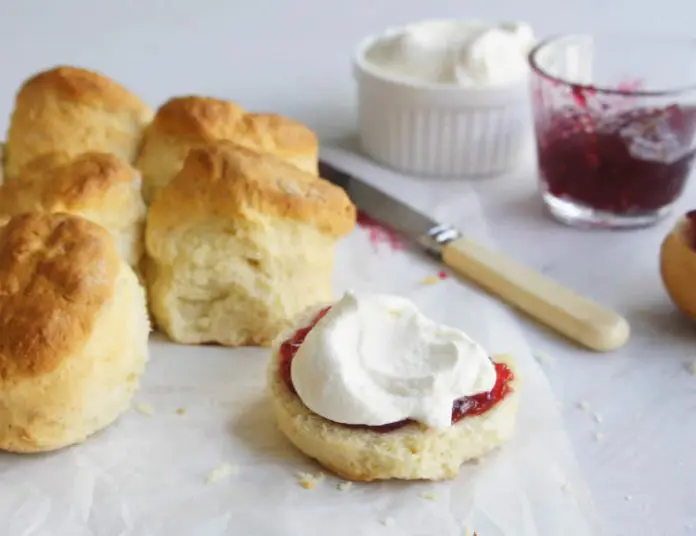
<box><xmin>278</xmin><ymin>307</ymin><xmax>514</xmax><ymax>432</ymax></box>
<box><xmin>278</xmin><ymin>306</ymin><xmax>332</xmax><ymax>394</ymax></box>
<box><xmin>536</xmin><ymin>104</ymin><xmax>696</xmax><ymax>214</ymax></box>
<box><xmin>687</xmin><ymin>210</ymin><xmax>696</xmax><ymax>250</ymax></box>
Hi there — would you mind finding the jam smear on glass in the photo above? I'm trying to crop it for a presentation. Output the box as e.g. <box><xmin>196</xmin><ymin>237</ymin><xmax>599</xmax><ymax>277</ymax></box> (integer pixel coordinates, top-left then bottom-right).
<box><xmin>537</xmin><ymin>101</ymin><xmax>696</xmax><ymax>214</ymax></box>
<box><xmin>278</xmin><ymin>307</ymin><xmax>514</xmax><ymax>433</ymax></box>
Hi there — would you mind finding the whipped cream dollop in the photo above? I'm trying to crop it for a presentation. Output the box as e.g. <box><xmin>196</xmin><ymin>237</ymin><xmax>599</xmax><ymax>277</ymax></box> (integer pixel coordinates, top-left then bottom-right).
<box><xmin>364</xmin><ymin>20</ymin><xmax>535</xmax><ymax>86</ymax></box>
<box><xmin>290</xmin><ymin>292</ymin><xmax>497</xmax><ymax>429</ymax></box>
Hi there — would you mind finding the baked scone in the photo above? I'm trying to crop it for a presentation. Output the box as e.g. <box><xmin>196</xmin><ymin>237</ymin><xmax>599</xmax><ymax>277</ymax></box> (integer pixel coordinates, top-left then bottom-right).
<box><xmin>268</xmin><ymin>299</ymin><xmax>521</xmax><ymax>482</ymax></box>
<box><xmin>660</xmin><ymin>211</ymin><xmax>696</xmax><ymax>320</ymax></box>
<box><xmin>145</xmin><ymin>140</ymin><xmax>355</xmax><ymax>347</ymax></box>
<box><xmin>0</xmin><ymin>151</ymin><xmax>146</xmax><ymax>269</ymax></box>
<box><xmin>135</xmin><ymin>96</ymin><xmax>318</xmax><ymax>203</ymax></box>
<box><xmin>0</xmin><ymin>212</ymin><xmax>150</xmax><ymax>453</ymax></box>
<box><xmin>4</xmin><ymin>65</ymin><xmax>153</xmax><ymax>180</ymax></box>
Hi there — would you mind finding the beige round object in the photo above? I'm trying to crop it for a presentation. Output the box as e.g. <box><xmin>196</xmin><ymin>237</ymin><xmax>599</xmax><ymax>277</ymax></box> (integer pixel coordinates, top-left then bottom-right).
<box><xmin>4</xmin><ymin>65</ymin><xmax>153</xmax><ymax>180</ymax></box>
<box><xmin>0</xmin><ymin>212</ymin><xmax>150</xmax><ymax>453</ymax></box>
<box><xmin>267</xmin><ymin>339</ymin><xmax>521</xmax><ymax>481</ymax></box>
<box><xmin>0</xmin><ymin>151</ymin><xmax>146</xmax><ymax>268</ymax></box>
<box><xmin>145</xmin><ymin>140</ymin><xmax>355</xmax><ymax>347</ymax></box>
<box><xmin>660</xmin><ymin>213</ymin><xmax>696</xmax><ymax>320</ymax></box>
<box><xmin>135</xmin><ymin>96</ymin><xmax>318</xmax><ymax>203</ymax></box>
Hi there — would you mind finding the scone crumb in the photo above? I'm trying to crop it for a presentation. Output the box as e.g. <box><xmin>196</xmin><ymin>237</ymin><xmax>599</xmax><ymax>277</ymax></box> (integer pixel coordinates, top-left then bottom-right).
<box><xmin>624</xmin><ymin>494</ymin><xmax>632</xmax><ymax>502</ymax></box>
<box><xmin>686</xmin><ymin>360</ymin><xmax>696</xmax><ymax>375</ymax></box>
<box><xmin>381</xmin><ymin>516</ymin><xmax>395</xmax><ymax>527</ymax></box>
<box><xmin>594</xmin><ymin>430</ymin><xmax>605</xmax><ymax>442</ymax></box>
<box><xmin>133</xmin><ymin>402</ymin><xmax>155</xmax><ymax>416</ymax></box>
<box><xmin>592</xmin><ymin>412</ymin><xmax>604</xmax><ymax>424</ymax></box>
<box><xmin>206</xmin><ymin>463</ymin><xmax>238</xmax><ymax>483</ymax></box>
<box><xmin>337</xmin><ymin>481</ymin><xmax>353</xmax><ymax>492</ymax></box>
<box><xmin>577</xmin><ymin>400</ymin><xmax>591</xmax><ymax>412</ymax></box>
<box><xmin>420</xmin><ymin>491</ymin><xmax>438</xmax><ymax>501</ymax></box>
<box><xmin>175</xmin><ymin>407</ymin><xmax>186</xmax><ymax>415</ymax></box>
<box><xmin>296</xmin><ymin>471</ymin><xmax>325</xmax><ymax>490</ymax></box>
<box><xmin>420</xmin><ymin>275</ymin><xmax>441</xmax><ymax>286</ymax></box>
<box><xmin>534</xmin><ymin>350</ymin><xmax>553</xmax><ymax>366</ymax></box>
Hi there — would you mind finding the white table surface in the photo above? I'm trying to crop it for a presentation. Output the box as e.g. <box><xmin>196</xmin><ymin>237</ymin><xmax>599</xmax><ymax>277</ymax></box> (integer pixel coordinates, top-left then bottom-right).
<box><xmin>1</xmin><ymin>2</ymin><xmax>695</xmax><ymax>535</ymax></box>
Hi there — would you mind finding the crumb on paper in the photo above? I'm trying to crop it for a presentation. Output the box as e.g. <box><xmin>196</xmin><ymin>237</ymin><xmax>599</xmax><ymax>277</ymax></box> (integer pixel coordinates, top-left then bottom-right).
<box><xmin>381</xmin><ymin>516</ymin><xmax>395</xmax><ymax>527</ymax></box>
<box><xmin>206</xmin><ymin>463</ymin><xmax>238</xmax><ymax>483</ymax></box>
<box><xmin>420</xmin><ymin>271</ymin><xmax>450</xmax><ymax>286</ymax></box>
<box><xmin>420</xmin><ymin>275</ymin><xmax>441</xmax><ymax>286</ymax></box>
<box><xmin>420</xmin><ymin>491</ymin><xmax>437</xmax><ymax>501</ymax></box>
<box><xmin>337</xmin><ymin>481</ymin><xmax>353</xmax><ymax>492</ymax></box>
<box><xmin>594</xmin><ymin>431</ymin><xmax>605</xmax><ymax>442</ymax></box>
<box><xmin>296</xmin><ymin>471</ymin><xmax>325</xmax><ymax>490</ymax></box>
<box><xmin>133</xmin><ymin>402</ymin><xmax>155</xmax><ymax>416</ymax></box>
<box><xmin>533</xmin><ymin>350</ymin><xmax>553</xmax><ymax>366</ymax></box>
<box><xmin>561</xmin><ymin>480</ymin><xmax>572</xmax><ymax>495</ymax></box>
<box><xmin>624</xmin><ymin>494</ymin><xmax>632</xmax><ymax>502</ymax></box>
<box><xmin>175</xmin><ymin>407</ymin><xmax>186</xmax><ymax>415</ymax></box>
<box><xmin>592</xmin><ymin>412</ymin><xmax>604</xmax><ymax>424</ymax></box>
<box><xmin>686</xmin><ymin>360</ymin><xmax>696</xmax><ymax>375</ymax></box>
<box><xmin>577</xmin><ymin>400</ymin><xmax>591</xmax><ymax>412</ymax></box>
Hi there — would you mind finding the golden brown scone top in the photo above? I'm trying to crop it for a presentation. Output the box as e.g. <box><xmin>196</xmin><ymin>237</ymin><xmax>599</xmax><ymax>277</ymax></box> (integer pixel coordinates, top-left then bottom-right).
<box><xmin>147</xmin><ymin>96</ymin><xmax>317</xmax><ymax>155</ymax></box>
<box><xmin>16</xmin><ymin>65</ymin><xmax>151</xmax><ymax>116</ymax></box>
<box><xmin>148</xmin><ymin>141</ymin><xmax>355</xmax><ymax>237</ymax></box>
<box><xmin>235</xmin><ymin>113</ymin><xmax>318</xmax><ymax>158</ymax></box>
<box><xmin>0</xmin><ymin>213</ymin><xmax>120</xmax><ymax>381</ymax></box>
<box><xmin>149</xmin><ymin>96</ymin><xmax>245</xmax><ymax>139</ymax></box>
<box><xmin>0</xmin><ymin>152</ymin><xmax>140</xmax><ymax>215</ymax></box>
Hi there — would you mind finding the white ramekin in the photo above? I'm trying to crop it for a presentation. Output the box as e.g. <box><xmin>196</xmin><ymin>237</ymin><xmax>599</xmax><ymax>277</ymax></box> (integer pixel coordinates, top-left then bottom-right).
<box><xmin>353</xmin><ymin>32</ymin><xmax>532</xmax><ymax>177</ymax></box>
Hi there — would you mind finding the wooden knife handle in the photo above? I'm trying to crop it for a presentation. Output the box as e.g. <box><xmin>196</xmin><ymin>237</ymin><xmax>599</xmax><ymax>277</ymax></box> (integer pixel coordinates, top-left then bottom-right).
<box><xmin>442</xmin><ymin>237</ymin><xmax>630</xmax><ymax>352</ymax></box>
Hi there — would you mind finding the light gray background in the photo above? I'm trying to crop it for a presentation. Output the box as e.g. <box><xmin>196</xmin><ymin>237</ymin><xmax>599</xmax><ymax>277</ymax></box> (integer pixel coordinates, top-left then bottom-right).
<box><xmin>1</xmin><ymin>2</ymin><xmax>695</xmax><ymax>535</ymax></box>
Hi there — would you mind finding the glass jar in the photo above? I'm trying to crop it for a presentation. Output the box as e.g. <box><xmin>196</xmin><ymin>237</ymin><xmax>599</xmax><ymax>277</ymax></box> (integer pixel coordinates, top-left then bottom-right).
<box><xmin>529</xmin><ymin>34</ymin><xmax>696</xmax><ymax>229</ymax></box>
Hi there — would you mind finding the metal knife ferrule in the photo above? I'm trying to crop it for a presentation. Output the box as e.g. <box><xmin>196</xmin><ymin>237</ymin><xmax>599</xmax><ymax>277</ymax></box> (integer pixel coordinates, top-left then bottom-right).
<box><xmin>419</xmin><ymin>224</ymin><xmax>461</xmax><ymax>257</ymax></box>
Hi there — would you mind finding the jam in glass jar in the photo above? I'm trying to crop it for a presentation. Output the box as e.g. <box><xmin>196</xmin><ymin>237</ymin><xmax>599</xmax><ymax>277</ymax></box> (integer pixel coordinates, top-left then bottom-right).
<box><xmin>529</xmin><ymin>34</ymin><xmax>696</xmax><ymax>229</ymax></box>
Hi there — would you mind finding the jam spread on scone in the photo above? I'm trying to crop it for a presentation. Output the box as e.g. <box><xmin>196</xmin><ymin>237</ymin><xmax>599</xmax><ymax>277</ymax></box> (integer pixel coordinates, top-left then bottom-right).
<box><xmin>279</xmin><ymin>305</ymin><xmax>514</xmax><ymax>432</ymax></box>
<box><xmin>687</xmin><ymin>210</ymin><xmax>696</xmax><ymax>250</ymax></box>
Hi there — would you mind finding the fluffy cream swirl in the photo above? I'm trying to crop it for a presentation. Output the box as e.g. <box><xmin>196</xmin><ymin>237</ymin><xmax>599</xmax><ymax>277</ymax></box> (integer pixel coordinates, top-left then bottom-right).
<box><xmin>291</xmin><ymin>292</ymin><xmax>497</xmax><ymax>429</ymax></box>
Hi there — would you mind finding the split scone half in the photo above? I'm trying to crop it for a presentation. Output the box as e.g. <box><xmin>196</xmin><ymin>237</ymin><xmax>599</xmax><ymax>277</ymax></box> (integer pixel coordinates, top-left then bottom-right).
<box><xmin>660</xmin><ymin>211</ymin><xmax>696</xmax><ymax>321</ymax></box>
<box><xmin>145</xmin><ymin>141</ymin><xmax>355</xmax><ymax>347</ymax></box>
<box><xmin>267</xmin><ymin>299</ymin><xmax>522</xmax><ymax>482</ymax></box>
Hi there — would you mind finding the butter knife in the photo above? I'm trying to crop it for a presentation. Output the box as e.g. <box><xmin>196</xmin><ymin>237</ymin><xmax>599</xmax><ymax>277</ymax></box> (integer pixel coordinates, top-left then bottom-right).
<box><xmin>320</xmin><ymin>161</ymin><xmax>630</xmax><ymax>352</ymax></box>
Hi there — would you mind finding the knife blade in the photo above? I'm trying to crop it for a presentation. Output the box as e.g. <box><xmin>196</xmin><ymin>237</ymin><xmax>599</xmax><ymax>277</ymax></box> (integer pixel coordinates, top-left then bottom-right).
<box><xmin>319</xmin><ymin>160</ymin><xmax>630</xmax><ymax>352</ymax></box>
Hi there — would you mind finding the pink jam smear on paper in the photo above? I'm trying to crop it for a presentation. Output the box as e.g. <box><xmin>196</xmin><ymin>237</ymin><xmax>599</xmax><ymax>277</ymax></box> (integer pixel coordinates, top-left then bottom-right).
<box><xmin>357</xmin><ymin>211</ymin><xmax>403</xmax><ymax>252</ymax></box>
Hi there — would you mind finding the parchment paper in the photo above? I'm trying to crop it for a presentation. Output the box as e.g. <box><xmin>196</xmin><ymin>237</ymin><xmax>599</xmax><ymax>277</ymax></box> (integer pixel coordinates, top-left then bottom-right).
<box><xmin>0</xmin><ymin>147</ymin><xmax>603</xmax><ymax>536</ymax></box>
